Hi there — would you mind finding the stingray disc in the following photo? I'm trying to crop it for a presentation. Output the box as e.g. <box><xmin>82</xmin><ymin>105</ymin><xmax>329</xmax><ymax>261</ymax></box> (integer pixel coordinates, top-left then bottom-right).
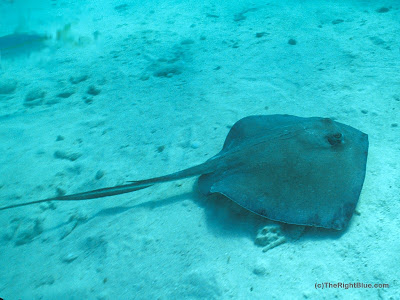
<box><xmin>198</xmin><ymin>115</ymin><xmax>368</xmax><ymax>230</ymax></box>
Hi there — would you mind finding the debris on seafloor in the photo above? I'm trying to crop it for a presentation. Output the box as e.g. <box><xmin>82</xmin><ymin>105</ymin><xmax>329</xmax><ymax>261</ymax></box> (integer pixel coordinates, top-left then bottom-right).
<box><xmin>0</xmin><ymin>32</ymin><xmax>49</xmax><ymax>57</ymax></box>
<box><xmin>255</xmin><ymin>223</ymin><xmax>305</xmax><ymax>252</ymax></box>
<box><xmin>56</xmin><ymin>23</ymin><xmax>94</xmax><ymax>47</ymax></box>
<box><xmin>255</xmin><ymin>224</ymin><xmax>287</xmax><ymax>252</ymax></box>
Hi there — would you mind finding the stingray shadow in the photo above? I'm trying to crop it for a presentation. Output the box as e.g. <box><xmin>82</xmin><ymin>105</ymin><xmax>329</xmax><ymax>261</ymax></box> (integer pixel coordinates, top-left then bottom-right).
<box><xmin>44</xmin><ymin>188</ymin><xmax>348</xmax><ymax>243</ymax></box>
<box><xmin>92</xmin><ymin>192</ymin><xmax>190</xmax><ymax>218</ymax></box>
<box><xmin>192</xmin><ymin>187</ymin><xmax>348</xmax><ymax>242</ymax></box>
<box><xmin>43</xmin><ymin>192</ymin><xmax>190</xmax><ymax>234</ymax></box>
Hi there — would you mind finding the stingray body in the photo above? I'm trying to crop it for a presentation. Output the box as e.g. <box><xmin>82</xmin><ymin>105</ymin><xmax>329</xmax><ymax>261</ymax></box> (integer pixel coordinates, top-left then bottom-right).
<box><xmin>0</xmin><ymin>33</ymin><xmax>48</xmax><ymax>57</ymax></box>
<box><xmin>0</xmin><ymin>115</ymin><xmax>368</xmax><ymax>230</ymax></box>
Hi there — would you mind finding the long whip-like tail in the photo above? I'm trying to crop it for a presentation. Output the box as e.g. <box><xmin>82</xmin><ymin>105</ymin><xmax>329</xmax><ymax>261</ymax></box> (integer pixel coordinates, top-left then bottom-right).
<box><xmin>0</xmin><ymin>158</ymin><xmax>217</xmax><ymax>211</ymax></box>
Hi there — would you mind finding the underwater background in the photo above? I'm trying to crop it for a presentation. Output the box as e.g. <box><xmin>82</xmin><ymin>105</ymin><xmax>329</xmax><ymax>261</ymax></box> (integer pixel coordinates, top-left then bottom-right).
<box><xmin>0</xmin><ymin>0</ymin><xmax>399</xmax><ymax>299</ymax></box>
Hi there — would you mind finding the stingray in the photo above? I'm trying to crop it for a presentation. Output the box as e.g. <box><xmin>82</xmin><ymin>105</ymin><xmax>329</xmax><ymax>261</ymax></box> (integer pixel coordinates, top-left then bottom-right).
<box><xmin>0</xmin><ymin>32</ymin><xmax>48</xmax><ymax>57</ymax></box>
<box><xmin>0</xmin><ymin>115</ymin><xmax>368</xmax><ymax>230</ymax></box>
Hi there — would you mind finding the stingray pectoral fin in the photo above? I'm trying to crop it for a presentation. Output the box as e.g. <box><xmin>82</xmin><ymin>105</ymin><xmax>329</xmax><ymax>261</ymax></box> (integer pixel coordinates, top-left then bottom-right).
<box><xmin>0</xmin><ymin>182</ymin><xmax>153</xmax><ymax>211</ymax></box>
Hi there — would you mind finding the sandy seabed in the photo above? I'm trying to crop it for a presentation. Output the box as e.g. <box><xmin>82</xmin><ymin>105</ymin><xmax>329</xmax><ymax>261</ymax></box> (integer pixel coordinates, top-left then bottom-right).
<box><xmin>0</xmin><ymin>0</ymin><xmax>399</xmax><ymax>299</ymax></box>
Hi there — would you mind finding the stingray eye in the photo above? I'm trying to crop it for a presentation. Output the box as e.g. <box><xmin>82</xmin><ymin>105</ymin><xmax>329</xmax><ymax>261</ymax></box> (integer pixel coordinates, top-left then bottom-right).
<box><xmin>327</xmin><ymin>132</ymin><xmax>343</xmax><ymax>146</ymax></box>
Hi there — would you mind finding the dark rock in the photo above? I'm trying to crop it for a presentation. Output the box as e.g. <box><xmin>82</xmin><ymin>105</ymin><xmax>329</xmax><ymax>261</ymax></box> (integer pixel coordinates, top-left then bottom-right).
<box><xmin>87</xmin><ymin>85</ymin><xmax>101</xmax><ymax>96</ymax></box>
<box><xmin>332</xmin><ymin>19</ymin><xmax>344</xmax><ymax>24</ymax></box>
<box><xmin>57</xmin><ymin>90</ymin><xmax>75</xmax><ymax>98</ymax></box>
<box><xmin>376</xmin><ymin>7</ymin><xmax>389</xmax><ymax>13</ymax></box>
<box><xmin>69</xmin><ymin>75</ymin><xmax>88</xmax><ymax>84</ymax></box>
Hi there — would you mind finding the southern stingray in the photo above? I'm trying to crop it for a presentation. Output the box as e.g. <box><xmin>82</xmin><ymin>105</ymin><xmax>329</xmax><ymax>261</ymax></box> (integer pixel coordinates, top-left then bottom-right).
<box><xmin>0</xmin><ymin>115</ymin><xmax>368</xmax><ymax>230</ymax></box>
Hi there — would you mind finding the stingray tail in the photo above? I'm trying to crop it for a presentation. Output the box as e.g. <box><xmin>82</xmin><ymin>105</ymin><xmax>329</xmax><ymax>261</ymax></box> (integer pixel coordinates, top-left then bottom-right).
<box><xmin>127</xmin><ymin>159</ymin><xmax>217</xmax><ymax>185</ymax></box>
<box><xmin>0</xmin><ymin>182</ymin><xmax>153</xmax><ymax>211</ymax></box>
<box><xmin>0</xmin><ymin>159</ymin><xmax>217</xmax><ymax>211</ymax></box>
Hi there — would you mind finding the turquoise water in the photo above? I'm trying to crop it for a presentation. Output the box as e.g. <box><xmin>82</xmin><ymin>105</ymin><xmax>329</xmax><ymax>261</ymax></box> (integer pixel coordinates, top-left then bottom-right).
<box><xmin>0</xmin><ymin>1</ymin><xmax>399</xmax><ymax>299</ymax></box>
